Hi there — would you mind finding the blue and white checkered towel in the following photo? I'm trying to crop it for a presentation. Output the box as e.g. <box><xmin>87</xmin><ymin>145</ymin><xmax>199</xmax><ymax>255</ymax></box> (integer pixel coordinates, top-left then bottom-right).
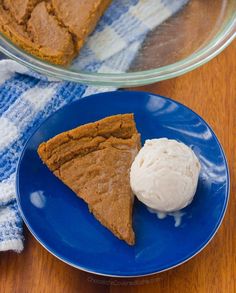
<box><xmin>0</xmin><ymin>0</ymin><xmax>188</xmax><ymax>252</ymax></box>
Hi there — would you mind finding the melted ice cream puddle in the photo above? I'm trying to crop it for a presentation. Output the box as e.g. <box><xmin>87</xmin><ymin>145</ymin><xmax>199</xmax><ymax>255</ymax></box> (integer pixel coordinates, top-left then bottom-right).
<box><xmin>147</xmin><ymin>207</ymin><xmax>185</xmax><ymax>227</ymax></box>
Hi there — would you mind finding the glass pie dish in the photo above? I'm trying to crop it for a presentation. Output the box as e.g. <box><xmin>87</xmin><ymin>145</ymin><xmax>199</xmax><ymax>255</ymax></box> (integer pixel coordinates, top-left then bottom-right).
<box><xmin>0</xmin><ymin>0</ymin><xmax>235</xmax><ymax>87</ymax></box>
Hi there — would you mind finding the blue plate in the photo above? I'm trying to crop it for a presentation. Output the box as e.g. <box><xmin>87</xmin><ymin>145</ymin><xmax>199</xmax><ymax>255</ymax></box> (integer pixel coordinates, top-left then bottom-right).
<box><xmin>16</xmin><ymin>91</ymin><xmax>229</xmax><ymax>277</ymax></box>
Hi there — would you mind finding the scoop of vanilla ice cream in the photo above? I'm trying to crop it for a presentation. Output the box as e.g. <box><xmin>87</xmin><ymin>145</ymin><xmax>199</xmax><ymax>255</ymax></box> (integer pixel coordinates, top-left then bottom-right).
<box><xmin>130</xmin><ymin>138</ymin><xmax>201</xmax><ymax>212</ymax></box>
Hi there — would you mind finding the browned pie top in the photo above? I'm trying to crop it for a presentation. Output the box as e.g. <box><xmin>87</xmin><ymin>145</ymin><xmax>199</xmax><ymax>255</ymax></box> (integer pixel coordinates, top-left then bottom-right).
<box><xmin>0</xmin><ymin>3</ymin><xmax>30</xmax><ymax>42</ymax></box>
<box><xmin>27</xmin><ymin>2</ymin><xmax>75</xmax><ymax>57</ymax></box>
<box><xmin>38</xmin><ymin>114</ymin><xmax>141</xmax><ymax>245</ymax></box>
<box><xmin>3</xmin><ymin>0</ymin><xmax>40</xmax><ymax>24</ymax></box>
<box><xmin>51</xmin><ymin>0</ymin><xmax>112</xmax><ymax>50</ymax></box>
<box><xmin>0</xmin><ymin>0</ymin><xmax>112</xmax><ymax>65</ymax></box>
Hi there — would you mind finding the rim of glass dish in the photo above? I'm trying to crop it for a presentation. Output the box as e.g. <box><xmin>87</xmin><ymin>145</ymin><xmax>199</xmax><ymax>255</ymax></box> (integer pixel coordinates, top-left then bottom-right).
<box><xmin>0</xmin><ymin>11</ymin><xmax>235</xmax><ymax>87</ymax></box>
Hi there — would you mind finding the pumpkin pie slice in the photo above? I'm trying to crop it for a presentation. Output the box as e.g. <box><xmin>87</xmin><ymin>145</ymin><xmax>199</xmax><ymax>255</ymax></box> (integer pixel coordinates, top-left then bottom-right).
<box><xmin>38</xmin><ymin>114</ymin><xmax>141</xmax><ymax>245</ymax></box>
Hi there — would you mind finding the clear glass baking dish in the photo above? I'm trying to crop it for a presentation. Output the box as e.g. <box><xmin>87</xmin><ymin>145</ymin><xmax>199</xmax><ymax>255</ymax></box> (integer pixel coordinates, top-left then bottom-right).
<box><xmin>0</xmin><ymin>0</ymin><xmax>235</xmax><ymax>87</ymax></box>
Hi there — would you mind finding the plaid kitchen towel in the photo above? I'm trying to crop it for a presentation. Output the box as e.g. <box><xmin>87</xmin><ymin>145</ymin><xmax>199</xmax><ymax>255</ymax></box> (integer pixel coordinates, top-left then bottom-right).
<box><xmin>0</xmin><ymin>0</ymin><xmax>188</xmax><ymax>252</ymax></box>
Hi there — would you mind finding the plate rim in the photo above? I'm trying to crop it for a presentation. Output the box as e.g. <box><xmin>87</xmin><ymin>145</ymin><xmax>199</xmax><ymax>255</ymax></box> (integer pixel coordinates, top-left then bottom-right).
<box><xmin>16</xmin><ymin>90</ymin><xmax>230</xmax><ymax>277</ymax></box>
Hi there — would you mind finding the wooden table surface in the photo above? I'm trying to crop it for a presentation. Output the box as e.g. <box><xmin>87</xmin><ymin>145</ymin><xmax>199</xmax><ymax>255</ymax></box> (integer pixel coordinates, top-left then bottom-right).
<box><xmin>0</xmin><ymin>41</ymin><xmax>235</xmax><ymax>293</ymax></box>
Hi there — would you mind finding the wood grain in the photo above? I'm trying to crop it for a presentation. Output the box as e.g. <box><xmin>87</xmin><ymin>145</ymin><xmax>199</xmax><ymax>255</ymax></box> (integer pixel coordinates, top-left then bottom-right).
<box><xmin>0</xmin><ymin>41</ymin><xmax>235</xmax><ymax>293</ymax></box>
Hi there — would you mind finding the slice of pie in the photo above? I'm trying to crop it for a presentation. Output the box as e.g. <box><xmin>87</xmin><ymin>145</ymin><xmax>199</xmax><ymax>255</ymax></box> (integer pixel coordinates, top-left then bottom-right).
<box><xmin>38</xmin><ymin>114</ymin><xmax>141</xmax><ymax>245</ymax></box>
